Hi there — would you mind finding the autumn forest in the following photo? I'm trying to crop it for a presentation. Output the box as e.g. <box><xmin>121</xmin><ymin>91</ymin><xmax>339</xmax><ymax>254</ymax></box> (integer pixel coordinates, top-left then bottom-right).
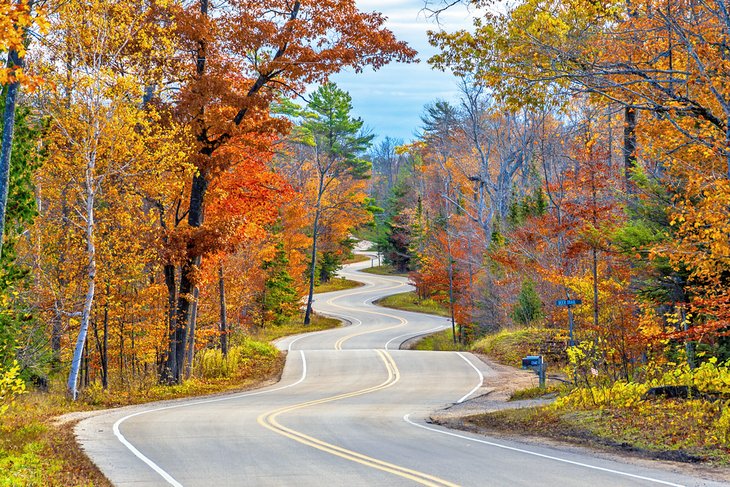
<box><xmin>3</xmin><ymin>0</ymin><xmax>730</xmax><ymax>481</ymax></box>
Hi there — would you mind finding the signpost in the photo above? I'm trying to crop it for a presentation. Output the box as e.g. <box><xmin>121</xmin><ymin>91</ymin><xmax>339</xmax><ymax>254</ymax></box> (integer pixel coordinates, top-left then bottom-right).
<box><xmin>556</xmin><ymin>298</ymin><xmax>582</xmax><ymax>347</ymax></box>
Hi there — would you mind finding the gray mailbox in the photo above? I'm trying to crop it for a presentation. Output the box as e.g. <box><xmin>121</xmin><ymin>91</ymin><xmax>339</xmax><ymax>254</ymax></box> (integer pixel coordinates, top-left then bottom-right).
<box><xmin>521</xmin><ymin>355</ymin><xmax>546</xmax><ymax>388</ymax></box>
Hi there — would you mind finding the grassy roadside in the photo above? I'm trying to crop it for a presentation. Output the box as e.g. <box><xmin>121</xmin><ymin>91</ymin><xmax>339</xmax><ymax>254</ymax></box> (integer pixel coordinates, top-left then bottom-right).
<box><xmin>375</xmin><ymin>291</ymin><xmax>451</xmax><ymax>318</ymax></box>
<box><xmin>454</xmin><ymin>403</ymin><xmax>730</xmax><ymax>465</ymax></box>
<box><xmin>451</xmin><ymin>327</ymin><xmax>730</xmax><ymax>467</ymax></box>
<box><xmin>360</xmin><ymin>264</ymin><xmax>408</xmax><ymax>277</ymax></box>
<box><xmin>0</xmin><ymin>313</ymin><xmax>341</xmax><ymax>486</ymax></box>
<box><xmin>343</xmin><ymin>254</ymin><xmax>371</xmax><ymax>265</ymax></box>
<box><xmin>471</xmin><ymin>327</ymin><xmax>567</xmax><ymax>368</ymax></box>
<box><xmin>410</xmin><ymin>329</ymin><xmax>466</xmax><ymax>351</ymax></box>
<box><xmin>249</xmin><ymin>313</ymin><xmax>341</xmax><ymax>342</ymax></box>
<box><xmin>314</xmin><ymin>277</ymin><xmax>363</xmax><ymax>293</ymax></box>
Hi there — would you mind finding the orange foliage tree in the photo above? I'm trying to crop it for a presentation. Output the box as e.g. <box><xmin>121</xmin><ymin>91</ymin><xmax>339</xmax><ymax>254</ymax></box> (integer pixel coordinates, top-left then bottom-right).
<box><xmin>159</xmin><ymin>1</ymin><xmax>416</xmax><ymax>382</ymax></box>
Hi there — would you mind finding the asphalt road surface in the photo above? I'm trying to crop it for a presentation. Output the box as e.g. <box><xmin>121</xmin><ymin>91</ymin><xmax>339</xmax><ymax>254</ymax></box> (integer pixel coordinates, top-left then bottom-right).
<box><xmin>76</xmin><ymin>253</ymin><xmax>724</xmax><ymax>486</ymax></box>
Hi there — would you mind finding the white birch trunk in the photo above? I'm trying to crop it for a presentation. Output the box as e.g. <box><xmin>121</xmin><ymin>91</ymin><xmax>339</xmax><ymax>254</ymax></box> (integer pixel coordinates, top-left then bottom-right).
<box><xmin>67</xmin><ymin>140</ymin><xmax>97</xmax><ymax>400</ymax></box>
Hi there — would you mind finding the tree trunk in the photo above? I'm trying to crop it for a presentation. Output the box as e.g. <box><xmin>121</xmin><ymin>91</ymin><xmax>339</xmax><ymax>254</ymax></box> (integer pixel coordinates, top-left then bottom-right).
<box><xmin>185</xmin><ymin>286</ymin><xmax>199</xmax><ymax>379</ymax></box>
<box><xmin>0</xmin><ymin>49</ymin><xmax>23</xmax><ymax>259</ymax></box>
<box><xmin>218</xmin><ymin>264</ymin><xmax>228</xmax><ymax>355</ymax></box>
<box><xmin>170</xmin><ymin>170</ymin><xmax>207</xmax><ymax>383</ymax></box>
<box><xmin>161</xmin><ymin>263</ymin><xmax>177</xmax><ymax>382</ymax></box>
<box><xmin>304</xmin><ymin>191</ymin><xmax>323</xmax><ymax>325</ymax></box>
<box><xmin>623</xmin><ymin>106</ymin><xmax>637</xmax><ymax>192</ymax></box>
<box><xmin>92</xmin><ymin>303</ymin><xmax>109</xmax><ymax>390</ymax></box>
<box><xmin>120</xmin><ymin>317</ymin><xmax>126</xmax><ymax>385</ymax></box>
<box><xmin>51</xmin><ymin>187</ymin><xmax>70</xmax><ymax>368</ymax></box>
<box><xmin>592</xmin><ymin>247</ymin><xmax>599</xmax><ymax>330</ymax></box>
<box><xmin>67</xmin><ymin>169</ymin><xmax>97</xmax><ymax>400</ymax></box>
<box><xmin>164</xmin><ymin>0</ymin><xmax>211</xmax><ymax>385</ymax></box>
<box><xmin>102</xmin><ymin>302</ymin><xmax>108</xmax><ymax>389</ymax></box>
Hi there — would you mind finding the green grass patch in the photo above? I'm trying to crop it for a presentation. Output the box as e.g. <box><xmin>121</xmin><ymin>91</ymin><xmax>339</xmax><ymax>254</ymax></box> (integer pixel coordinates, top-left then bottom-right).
<box><xmin>343</xmin><ymin>254</ymin><xmax>371</xmax><ymax>264</ymax></box>
<box><xmin>375</xmin><ymin>291</ymin><xmax>450</xmax><ymax>317</ymax></box>
<box><xmin>314</xmin><ymin>277</ymin><xmax>362</xmax><ymax>293</ymax></box>
<box><xmin>411</xmin><ymin>329</ymin><xmax>466</xmax><ymax>351</ymax></box>
<box><xmin>249</xmin><ymin>312</ymin><xmax>341</xmax><ymax>342</ymax></box>
<box><xmin>360</xmin><ymin>264</ymin><xmax>408</xmax><ymax>276</ymax></box>
<box><xmin>470</xmin><ymin>327</ymin><xmax>567</xmax><ymax>367</ymax></box>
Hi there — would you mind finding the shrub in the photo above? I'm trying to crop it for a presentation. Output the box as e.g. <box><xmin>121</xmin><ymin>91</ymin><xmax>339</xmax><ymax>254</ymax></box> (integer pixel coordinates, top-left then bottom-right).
<box><xmin>193</xmin><ymin>339</ymin><xmax>279</xmax><ymax>380</ymax></box>
<box><xmin>510</xmin><ymin>279</ymin><xmax>544</xmax><ymax>326</ymax></box>
<box><xmin>471</xmin><ymin>327</ymin><xmax>567</xmax><ymax>366</ymax></box>
<box><xmin>0</xmin><ymin>361</ymin><xmax>25</xmax><ymax>416</ymax></box>
<box><xmin>554</xmin><ymin>381</ymin><xmax>650</xmax><ymax>409</ymax></box>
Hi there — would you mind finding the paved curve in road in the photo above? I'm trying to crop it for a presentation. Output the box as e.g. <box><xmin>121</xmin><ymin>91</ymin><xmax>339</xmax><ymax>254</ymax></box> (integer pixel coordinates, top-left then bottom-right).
<box><xmin>77</xmin><ymin>253</ymin><xmax>723</xmax><ymax>487</ymax></box>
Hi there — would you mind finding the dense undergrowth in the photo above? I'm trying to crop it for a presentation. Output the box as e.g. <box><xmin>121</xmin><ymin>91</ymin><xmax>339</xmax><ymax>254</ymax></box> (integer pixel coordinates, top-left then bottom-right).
<box><xmin>469</xmin><ymin>327</ymin><xmax>730</xmax><ymax>464</ymax></box>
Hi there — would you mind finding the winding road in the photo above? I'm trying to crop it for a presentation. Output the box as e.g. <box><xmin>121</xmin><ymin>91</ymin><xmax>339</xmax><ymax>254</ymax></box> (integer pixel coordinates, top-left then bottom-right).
<box><xmin>76</xmin><ymin>253</ymin><xmax>723</xmax><ymax>487</ymax></box>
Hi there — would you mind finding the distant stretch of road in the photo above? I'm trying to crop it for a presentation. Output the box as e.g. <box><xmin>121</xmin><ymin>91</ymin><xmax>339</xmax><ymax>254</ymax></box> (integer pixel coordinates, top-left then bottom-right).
<box><xmin>76</xmin><ymin>252</ymin><xmax>722</xmax><ymax>486</ymax></box>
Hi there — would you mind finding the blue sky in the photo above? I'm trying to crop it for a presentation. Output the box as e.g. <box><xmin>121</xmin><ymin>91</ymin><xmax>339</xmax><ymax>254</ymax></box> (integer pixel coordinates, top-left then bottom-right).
<box><xmin>330</xmin><ymin>1</ymin><xmax>480</xmax><ymax>143</ymax></box>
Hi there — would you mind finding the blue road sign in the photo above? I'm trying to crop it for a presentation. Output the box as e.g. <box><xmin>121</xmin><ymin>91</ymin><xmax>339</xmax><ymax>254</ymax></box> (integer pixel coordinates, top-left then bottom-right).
<box><xmin>556</xmin><ymin>299</ymin><xmax>582</xmax><ymax>306</ymax></box>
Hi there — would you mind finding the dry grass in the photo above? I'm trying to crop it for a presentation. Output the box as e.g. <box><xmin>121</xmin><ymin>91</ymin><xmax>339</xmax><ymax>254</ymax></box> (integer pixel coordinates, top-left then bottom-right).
<box><xmin>458</xmin><ymin>402</ymin><xmax>730</xmax><ymax>465</ymax></box>
<box><xmin>411</xmin><ymin>329</ymin><xmax>466</xmax><ymax>351</ymax></box>
<box><xmin>2</xmin><ymin>390</ymin><xmax>111</xmax><ymax>486</ymax></box>
<box><xmin>471</xmin><ymin>327</ymin><xmax>567</xmax><ymax>367</ymax></box>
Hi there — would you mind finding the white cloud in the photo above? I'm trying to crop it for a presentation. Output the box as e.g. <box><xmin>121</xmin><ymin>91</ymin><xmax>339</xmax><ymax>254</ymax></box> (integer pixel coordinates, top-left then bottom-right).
<box><xmin>328</xmin><ymin>0</ymin><xmax>481</xmax><ymax>142</ymax></box>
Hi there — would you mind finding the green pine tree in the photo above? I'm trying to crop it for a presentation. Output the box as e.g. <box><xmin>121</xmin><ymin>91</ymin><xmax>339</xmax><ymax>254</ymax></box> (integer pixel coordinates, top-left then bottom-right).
<box><xmin>0</xmin><ymin>96</ymin><xmax>42</xmax><ymax>366</ymax></box>
<box><xmin>262</xmin><ymin>243</ymin><xmax>299</xmax><ymax>326</ymax></box>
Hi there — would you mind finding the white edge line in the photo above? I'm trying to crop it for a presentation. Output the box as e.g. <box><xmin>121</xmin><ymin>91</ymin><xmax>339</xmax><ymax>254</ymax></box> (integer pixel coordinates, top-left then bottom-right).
<box><xmin>402</xmin><ymin>414</ymin><xmax>685</xmax><ymax>487</ymax></box>
<box><xmin>455</xmin><ymin>352</ymin><xmax>483</xmax><ymax>403</ymax></box>
<box><xmin>112</xmin><ymin>351</ymin><xmax>308</xmax><ymax>487</ymax></box>
<box><xmin>384</xmin><ymin>325</ymin><xmax>448</xmax><ymax>350</ymax></box>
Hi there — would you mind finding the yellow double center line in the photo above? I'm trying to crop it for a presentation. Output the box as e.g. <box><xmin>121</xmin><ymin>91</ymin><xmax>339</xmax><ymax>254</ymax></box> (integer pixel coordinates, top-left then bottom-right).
<box><xmin>328</xmin><ymin>278</ymin><xmax>411</xmax><ymax>350</ymax></box>
<box><xmin>257</xmin><ymin>350</ymin><xmax>459</xmax><ymax>487</ymax></box>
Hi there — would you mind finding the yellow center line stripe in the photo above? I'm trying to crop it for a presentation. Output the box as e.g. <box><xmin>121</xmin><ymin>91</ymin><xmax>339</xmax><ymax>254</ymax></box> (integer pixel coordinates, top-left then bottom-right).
<box><xmin>325</xmin><ymin>280</ymin><xmax>412</xmax><ymax>350</ymax></box>
<box><xmin>257</xmin><ymin>350</ymin><xmax>460</xmax><ymax>487</ymax></box>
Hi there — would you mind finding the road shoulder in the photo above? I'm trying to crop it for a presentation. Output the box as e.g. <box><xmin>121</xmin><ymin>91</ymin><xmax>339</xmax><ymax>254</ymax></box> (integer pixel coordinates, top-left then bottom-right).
<box><xmin>430</xmin><ymin>354</ymin><xmax>730</xmax><ymax>485</ymax></box>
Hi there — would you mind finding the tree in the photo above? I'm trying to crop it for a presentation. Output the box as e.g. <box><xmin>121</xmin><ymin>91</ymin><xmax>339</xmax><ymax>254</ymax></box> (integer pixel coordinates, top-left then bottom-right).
<box><xmin>34</xmin><ymin>0</ymin><xmax>184</xmax><ymax>398</ymax></box>
<box><xmin>510</xmin><ymin>279</ymin><xmax>544</xmax><ymax>326</ymax></box>
<box><xmin>261</xmin><ymin>242</ymin><xmax>299</xmax><ymax>326</ymax></box>
<box><xmin>0</xmin><ymin>0</ymin><xmax>44</xmax><ymax>260</ymax></box>
<box><xmin>162</xmin><ymin>1</ymin><xmax>416</xmax><ymax>383</ymax></box>
<box><xmin>289</xmin><ymin>83</ymin><xmax>373</xmax><ymax>324</ymax></box>
<box><xmin>0</xmin><ymin>96</ymin><xmax>41</xmax><ymax>368</ymax></box>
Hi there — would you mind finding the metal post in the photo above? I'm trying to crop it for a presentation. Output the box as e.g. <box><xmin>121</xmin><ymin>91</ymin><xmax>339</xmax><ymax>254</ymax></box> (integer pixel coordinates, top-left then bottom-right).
<box><xmin>568</xmin><ymin>304</ymin><xmax>575</xmax><ymax>347</ymax></box>
<box><xmin>539</xmin><ymin>357</ymin><xmax>546</xmax><ymax>389</ymax></box>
